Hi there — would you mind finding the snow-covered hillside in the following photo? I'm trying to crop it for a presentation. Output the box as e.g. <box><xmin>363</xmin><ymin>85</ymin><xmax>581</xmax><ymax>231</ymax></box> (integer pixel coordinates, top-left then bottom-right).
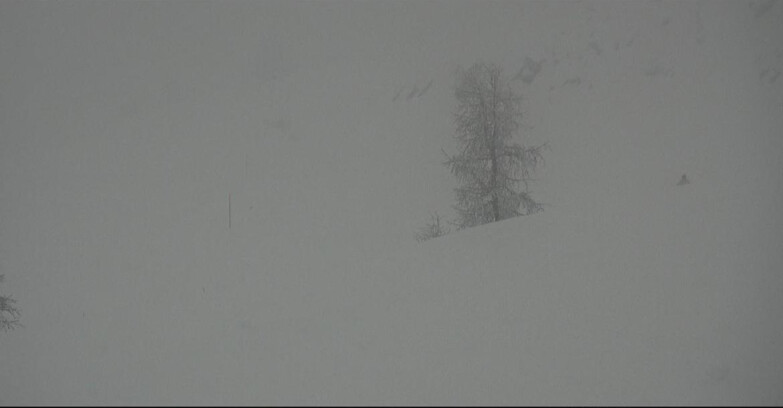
<box><xmin>202</xmin><ymin>172</ymin><xmax>783</xmax><ymax>405</ymax></box>
<box><xmin>336</xmin><ymin>180</ymin><xmax>783</xmax><ymax>405</ymax></box>
<box><xmin>9</xmin><ymin>172</ymin><xmax>781</xmax><ymax>405</ymax></box>
<box><xmin>1</xmin><ymin>1</ymin><xmax>782</xmax><ymax>405</ymax></box>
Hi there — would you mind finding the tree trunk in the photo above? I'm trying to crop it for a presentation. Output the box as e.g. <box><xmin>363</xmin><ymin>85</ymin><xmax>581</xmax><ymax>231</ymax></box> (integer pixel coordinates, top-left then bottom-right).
<box><xmin>490</xmin><ymin>152</ymin><xmax>499</xmax><ymax>222</ymax></box>
<box><xmin>489</xmin><ymin>71</ymin><xmax>500</xmax><ymax>222</ymax></box>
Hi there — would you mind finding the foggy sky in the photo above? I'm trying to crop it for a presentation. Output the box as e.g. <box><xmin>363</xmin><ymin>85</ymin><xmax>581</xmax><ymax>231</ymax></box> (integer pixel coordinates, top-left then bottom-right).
<box><xmin>1</xmin><ymin>0</ymin><xmax>782</xmax><ymax>404</ymax></box>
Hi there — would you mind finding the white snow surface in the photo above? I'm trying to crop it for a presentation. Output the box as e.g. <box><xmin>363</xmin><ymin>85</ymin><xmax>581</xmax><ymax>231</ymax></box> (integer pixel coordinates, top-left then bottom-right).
<box><xmin>1</xmin><ymin>1</ymin><xmax>782</xmax><ymax>405</ymax></box>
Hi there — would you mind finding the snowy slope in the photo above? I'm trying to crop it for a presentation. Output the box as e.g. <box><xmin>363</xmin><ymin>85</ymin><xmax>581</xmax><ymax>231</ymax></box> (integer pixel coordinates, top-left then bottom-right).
<box><xmin>202</xmin><ymin>175</ymin><xmax>783</xmax><ymax>405</ymax></box>
<box><xmin>333</xmin><ymin>181</ymin><xmax>783</xmax><ymax>405</ymax></box>
<box><xmin>1</xmin><ymin>0</ymin><xmax>782</xmax><ymax>405</ymax></box>
<box><xmin>8</xmin><ymin>171</ymin><xmax>777</xmax><ymax>405</ymax></box>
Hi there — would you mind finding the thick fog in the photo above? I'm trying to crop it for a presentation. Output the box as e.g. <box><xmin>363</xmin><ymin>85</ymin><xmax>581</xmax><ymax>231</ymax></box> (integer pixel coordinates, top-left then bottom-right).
<box><xmin>1</xmin><ymin>1</ymin><xmax>782</xmax><ymax>405</ymax></box>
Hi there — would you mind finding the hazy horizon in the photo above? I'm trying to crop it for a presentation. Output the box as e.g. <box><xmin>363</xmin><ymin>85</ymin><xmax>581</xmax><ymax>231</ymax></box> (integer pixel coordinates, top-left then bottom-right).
<box><xmin>1</xmin><ymin>0</ymin><xmax>782</xmax><ymax>404</ymax></box>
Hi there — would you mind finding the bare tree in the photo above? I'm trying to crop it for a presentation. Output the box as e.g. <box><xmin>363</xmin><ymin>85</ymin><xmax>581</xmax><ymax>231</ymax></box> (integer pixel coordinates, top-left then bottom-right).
<box><xmin>0</xmin><ymin>275</ymin><xmax>21</xmax><ymax>332</ymax></box>
<box><xmin>415</xmin><ymin>211</ymin><xmax>449</xmax><ymax>242</ymax></box>
<box><xmin>444</xmin><ymin>63</ymin><xmax>545</xmax><ymax>229</ymax></box>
